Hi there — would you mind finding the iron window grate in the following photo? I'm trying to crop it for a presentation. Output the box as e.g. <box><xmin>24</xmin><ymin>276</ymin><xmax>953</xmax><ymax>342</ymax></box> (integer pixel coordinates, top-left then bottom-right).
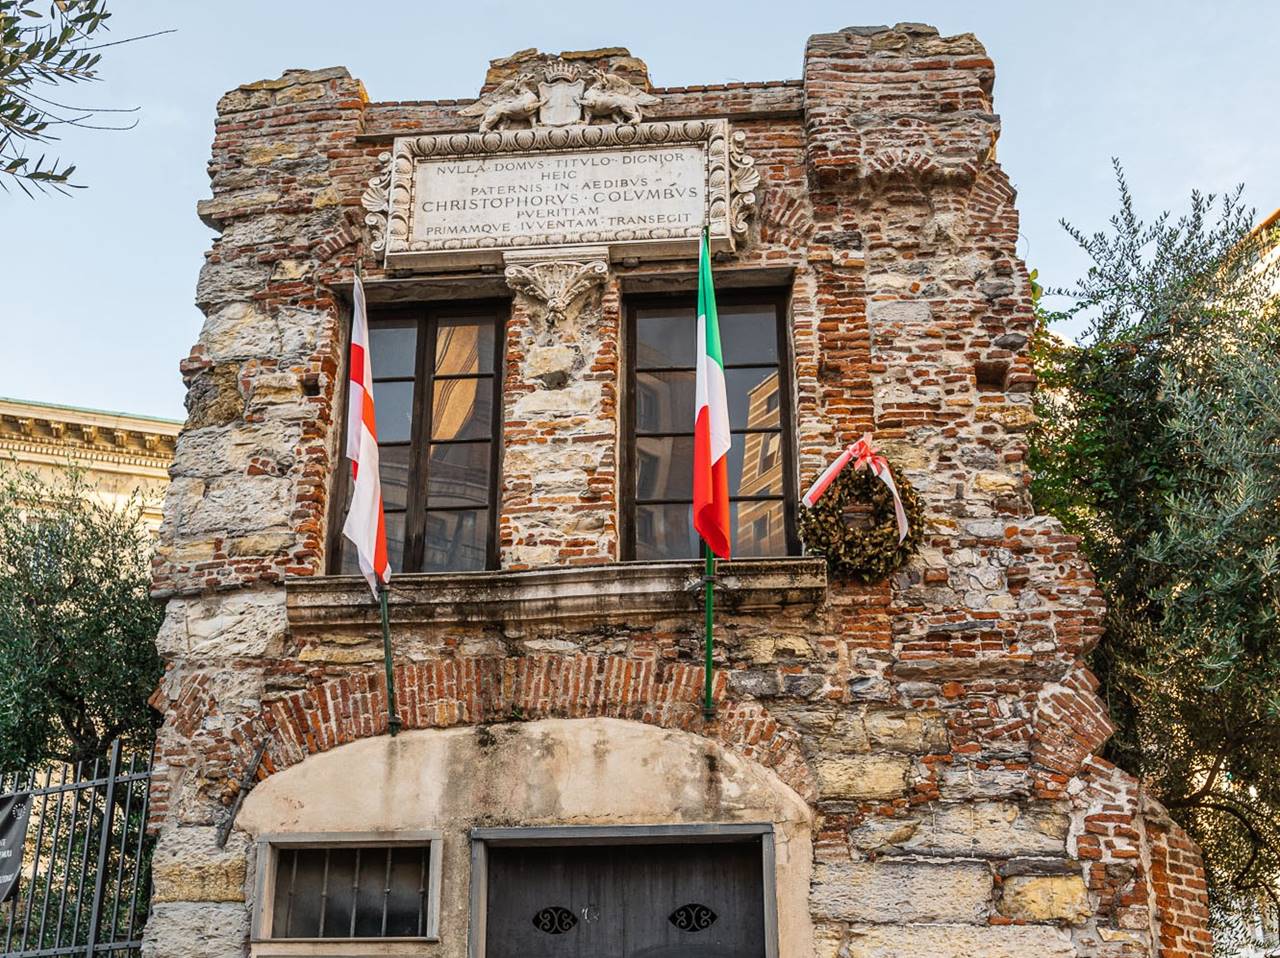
<box><xmin>270</xmin><ymin>845</ymin><xmax>430</xmax><ymax>940</ymax></box>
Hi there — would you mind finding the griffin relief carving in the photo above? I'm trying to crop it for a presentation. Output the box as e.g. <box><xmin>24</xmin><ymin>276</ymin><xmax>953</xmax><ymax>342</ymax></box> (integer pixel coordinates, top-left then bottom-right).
<box><xmin>576</xmin><ymin>71</ymin><xmax>660</xmax><ymax>125</ymax></box>
<box><xmin>457</xmin><ymin>73</ymin><xmax>543</xmax><ymax>132</ymax></box>
<box><xmin>457</xmin><ymin>59</ymin><xmax>660</xmax><ymax>131</ymax></box>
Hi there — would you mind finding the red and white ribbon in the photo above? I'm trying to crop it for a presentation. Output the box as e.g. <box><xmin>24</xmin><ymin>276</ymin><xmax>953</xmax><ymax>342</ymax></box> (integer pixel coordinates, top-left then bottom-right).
<box><xmin>802</xmin><ymin>433</ymin><xmax>910</xmax><ymax>543</ymax></box>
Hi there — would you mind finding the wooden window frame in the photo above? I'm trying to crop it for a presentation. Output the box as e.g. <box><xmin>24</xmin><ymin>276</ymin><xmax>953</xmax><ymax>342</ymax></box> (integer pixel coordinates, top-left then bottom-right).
<box><xmin>620</xmin><ymin>289</ymin><xmax>800</xmax><ymax>561</ymax></box>
<box><xmin>250</xmin><ymin>831</ymin><xmax>444</xmax><ymax>956</ymax></box>
<box><xmin>466</xmin><ymin>823</ymin><xmax>779</xmax><ymax>958</ymax></box>
<box><xmin>327</xmin><ymin>300</ymin><xmax>508</xmax><ymax>575</ymax></box>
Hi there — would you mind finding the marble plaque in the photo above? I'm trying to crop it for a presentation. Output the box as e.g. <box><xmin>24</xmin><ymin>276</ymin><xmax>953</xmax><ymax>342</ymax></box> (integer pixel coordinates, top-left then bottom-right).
<box><xmin>412</xmin><ymin>145</ymin><xmax>704</xmax><ymax>248</ymax></box>
<box><xmin>379</xmin><ymin>120</ymin><xmax>747</xmax><ymax>269</ymax></box>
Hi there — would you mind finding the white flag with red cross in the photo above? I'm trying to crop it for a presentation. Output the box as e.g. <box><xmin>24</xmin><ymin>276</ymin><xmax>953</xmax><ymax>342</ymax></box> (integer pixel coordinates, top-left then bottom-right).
<box><xmin>341</xmin><ymin>275</ymin><xmax>393</xmax><ymax>597</ymax></box>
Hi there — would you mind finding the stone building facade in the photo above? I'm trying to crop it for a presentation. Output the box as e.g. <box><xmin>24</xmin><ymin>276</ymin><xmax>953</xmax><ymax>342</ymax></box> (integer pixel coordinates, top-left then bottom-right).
<box><xmin>144</xmin><ymin>24</ymin><xmax>1214</xmax><ymax>958</ymax></box>
<box><xmin>0</xmin><ymin>396</ymin><xmax>178</xmax><ymax>528</ymax></box>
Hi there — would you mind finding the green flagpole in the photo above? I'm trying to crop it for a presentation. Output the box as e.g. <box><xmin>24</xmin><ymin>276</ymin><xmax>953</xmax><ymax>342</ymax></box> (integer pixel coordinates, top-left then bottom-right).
<box><xmin>703</xmin><ymin>543</ymin><xmax>716</xmax><ymax>720</ymax></box>
<box><xmin>379</xmin><ymin>584</ymin><xmax>402</xmax><ymax>736</ymax></box>
<box><xmin>699</xmin><ymin>222</ymin><xmax>717</xmax><ymax>722</ymax></box>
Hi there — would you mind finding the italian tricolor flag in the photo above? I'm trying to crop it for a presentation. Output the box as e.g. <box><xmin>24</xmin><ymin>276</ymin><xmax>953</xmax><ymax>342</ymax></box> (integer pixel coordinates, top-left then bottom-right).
<box><xmin>693</xmin><ymin>229</ymin><xmax>732</xmax><ymax>559</ymax></box>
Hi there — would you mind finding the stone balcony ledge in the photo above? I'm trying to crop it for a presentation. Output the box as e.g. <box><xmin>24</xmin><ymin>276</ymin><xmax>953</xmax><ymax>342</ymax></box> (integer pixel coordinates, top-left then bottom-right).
<box><xmin>286</xmin><ymin>558</ymin><xmax>827</xmax><ymax>631</ymax></box>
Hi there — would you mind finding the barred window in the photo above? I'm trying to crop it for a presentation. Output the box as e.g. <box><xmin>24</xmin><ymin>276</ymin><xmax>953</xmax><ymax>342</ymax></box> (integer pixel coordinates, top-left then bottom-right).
<box><xmin>259</xmin><ymin>837</ymin><xmax>441</xmax><ymax>943</ymax></box>
<box><xmin>623</xmin><ymin>292</ymin><xmax>798</xmax><ymax>560</ymax></box>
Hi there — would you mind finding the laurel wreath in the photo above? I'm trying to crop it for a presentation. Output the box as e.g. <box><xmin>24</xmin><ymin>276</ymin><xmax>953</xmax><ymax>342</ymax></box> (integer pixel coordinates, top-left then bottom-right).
<box><xmin>798</xmin><ymin>459</ymin><xmax>925</xmax><ymax>582</ymax></box>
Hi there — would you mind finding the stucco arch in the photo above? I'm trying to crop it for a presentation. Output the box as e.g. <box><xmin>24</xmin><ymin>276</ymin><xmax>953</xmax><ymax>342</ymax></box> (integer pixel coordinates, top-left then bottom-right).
<box><xmin>237</xmin><ymin>717</ymin><xmax>815</xmax><ymax>957</ymax></box>
<box><xmin>226</xmin><ymin>656</ymin><xmax>816</xmax><ymax>802</ymax></box>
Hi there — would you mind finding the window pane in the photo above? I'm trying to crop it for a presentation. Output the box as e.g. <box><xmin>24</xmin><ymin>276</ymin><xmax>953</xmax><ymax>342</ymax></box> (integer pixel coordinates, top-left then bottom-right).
<box><xmin>373</xmin><ymin>381</ymin><xmax>414</xmax><ymax>443</ymax></box>
<box><xmin>435</xmin><ymin>317</ymin><xmax>494</xmax><ymax>375</ymax></box>
<box><xmin>369</xmin><ymin>324</ymin><xmax>417</xmax><ymax>378</ymax></box>
<box><xmin>321</xmin><ymin>848</ymin><xmax>358</xmax><ymax>937</ymax></box>
<box><xmin>385</xmin><ymin>511</ymin><xmax>406</xmax><ymax>573</ymax></box>
<box><xmin>634</xmin><ymin>502</ymin><xmax>697</xmax><ymax>560</ymax></box>
<box><xmin>734</xmin><ymin>499</ymin><xmax>787</xmax><ymax>557</ymax></box>
<box><xmin>719</xmin><ymin>304</ymin><xmax>779</xmax><ymax>365</ymax></box>
<box><xmin>728</xmin><ymin>368</ymin><xmax>781</xmax><ymax>430</ymax></box>
<box><xmin>271</xmin><ymin>849</ymin><xmax>295</xmax><ymax>936</ymax></box>
<box><xmin>734</xmin><ymin>431</ymin><xmax>783</xmax><ymax>498</ymax></box>
<box><xmin>635</xmin><ymin>307</ymin><xmax>695</xmax><ymax>369</ymax></box>
<box><xmin>634</xmin><ymin>430</ymin><xmax>786</xmax><ymax>501</ymax></box>
<box><xmin>385</xmin><ymin>847</ymin><xmax>428</xmax><ymax>937</ymax></box>
<box><xmin>424</xmin><ymin>509</ymin><xmax>488</xmax><ymax>572</ymax></box>
<box><xmin>340</xmin><ymin>542</ymin><xmax>361</xmax><ymax>576</ymax></box>
<box><xmin>431</xmin><ymin>378</ymin><xmax>491</xmax><ymax>441</ymax></box>
<box><xmin>353</xmin><ymin>848</ymin><xmax>389</xmax><ymax>937</ymax></box>
<box><xmin>428</xmin><ymin>442</ymin><xmax>490</xmax><ymax>508</ymax></box>
<box><xmin>635</xmin><ymin>370</ymin><xmax>694</xmax><ymax>433</ymax></box>
<box><xmin>277</xmin><ymin>847</ymin><xmax>326</xmax><ymax>937</ymax></box>
<box><xmin>379</xmin><ymin>445</ymin><xmax>411</xmax><ymax>511</ymax></box>
<box><xmin>635</xmin><ymin>366</ymin><xmax>779</xmax><ymax>431</ymax></box>
<box><xmin>636</xmin><ymin>436</ymin><xmax>693</xmax><ymax>501</ymax></box>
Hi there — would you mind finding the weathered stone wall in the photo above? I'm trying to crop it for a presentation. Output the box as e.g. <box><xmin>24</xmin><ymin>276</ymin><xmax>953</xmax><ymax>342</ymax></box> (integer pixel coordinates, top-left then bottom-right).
<box><xmin>144</xmin><ymin>24</ymin><xmax>1212</xmax><ymax>958</ymax></box>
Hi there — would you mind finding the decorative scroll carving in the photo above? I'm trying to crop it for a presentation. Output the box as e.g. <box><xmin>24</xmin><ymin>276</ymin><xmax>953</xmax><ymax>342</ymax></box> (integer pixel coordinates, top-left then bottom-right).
<box><xmin>360</xmin><ymin>151</ymin><xmax>392</xmax><ymax>253</ymax></box>
<box><xmin>458</xmin><ymin>58</ymin><xmax>658</xmax><ymax>131</ymax></box>
<box><xmin>728</xmin><ymin>129</ymin><xmax>760</xmax><ymax>243</ymax></box>
<box><xmin>504</xmin><ymin>256</ymin><xmax>608</xmax><ymax>329</ymax></box>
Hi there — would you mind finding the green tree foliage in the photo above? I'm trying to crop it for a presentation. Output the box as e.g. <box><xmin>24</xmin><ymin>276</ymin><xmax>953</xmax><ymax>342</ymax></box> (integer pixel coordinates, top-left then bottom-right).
<box><xmin>1030</xmin><ymin>163</ymin><xmax>1280</xmax><ymax>947</ymax></box>
<box><xmin>0</xmin><ymin>466</ymin><xmax>163</xmax><ymax>771</ymax></box>
<box><xmin>0</xmin><ymin>1</ymin><xmax>166</xmax><ymax>195</ymax></box>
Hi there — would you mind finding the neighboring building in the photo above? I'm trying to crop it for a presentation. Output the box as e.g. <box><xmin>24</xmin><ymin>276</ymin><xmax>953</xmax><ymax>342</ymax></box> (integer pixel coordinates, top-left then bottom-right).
<box><xmin>144</xmin><ymin>26</ymin><xmax>1214</xmax><ymax>958</ymax></box>
<box><xmin>1246</xmin><ymin>207</ymin><xmax>1280</xmax><ymax>298</ymax></box>
<box><xmin>0</xmin><ymin>396</ymin><xmax>179</xmax><ymax>527</ymax></box>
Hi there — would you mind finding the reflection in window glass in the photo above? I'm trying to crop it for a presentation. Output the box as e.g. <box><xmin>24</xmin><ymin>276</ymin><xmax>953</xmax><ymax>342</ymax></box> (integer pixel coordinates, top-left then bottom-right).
<box><xmin>629</xmin><ymin>297</ymin><xmax>793</xmax><ymax>560</ymax></box>
<box><xmin>634</xmin><ymin>503</ymin><xmax>697</xmax><ymax>561</ymax></box>
<box><xmin>368</xmin><ymin>324</ymin><xmax>417</xmax><ymax>378</ymax></box>
<box><xmin>427</xmin><ymin>442</ymin><xmax>490</xmax><ymax>508</ymax></box>
<box><xmin>379</xmin><ymin>445</ymin><xmax>412</xmax><ymax>511</ymax></box>
<box><xmin>424</xmin><ymin>509</ymin><xmax>487</xmax><ymax>573</ymax></box>
<box><xmin>383</xmin><ymin>512</ymin><xmax>406</xmax><ymax>572</ymax></box>
<box><xmin>339</xmin><ymin>310</ymin><xmax>501</xmax><ymax>574</ymax></box>
<box><xmin>431</xmin><ymin>379</ymin><xmax>490</xmax><ymax>441</ymax></box>
<box><xmin>435</xmin><ymin>318</ymin><xmax>494</xmax><ymax>374</ymax></box>
<box><xmin>372</xmin><ymin>381</ymin><xmax>414</xmax><ymax>443</ymax></box>
<box><xmin>635</xmin><ymin>308</ymin><xmax>695</xmax><ymax>369</ymax></box>
<box><xmin>718</xmin><ymin>305</ymin><xmax>780</xmax><ymax>365</ymax></box>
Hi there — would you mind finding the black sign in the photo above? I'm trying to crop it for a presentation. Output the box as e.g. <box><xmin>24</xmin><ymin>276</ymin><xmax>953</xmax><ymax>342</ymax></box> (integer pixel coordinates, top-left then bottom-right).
<box><xmin>0</xmin><ymin>792</ymin><xmax>31</xmax><ymax>902</ymax></box>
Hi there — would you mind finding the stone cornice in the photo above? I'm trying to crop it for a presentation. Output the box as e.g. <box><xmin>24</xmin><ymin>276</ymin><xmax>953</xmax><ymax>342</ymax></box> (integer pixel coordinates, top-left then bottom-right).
<box><xmin>286</xmin><ymin>558</ymin><xmax>827</xmax><ymax>632</ymax></box>
<box><xmin>0</xmin><ymin>398</ymin><xmax>179</xmax><ymax>471</ymax></box>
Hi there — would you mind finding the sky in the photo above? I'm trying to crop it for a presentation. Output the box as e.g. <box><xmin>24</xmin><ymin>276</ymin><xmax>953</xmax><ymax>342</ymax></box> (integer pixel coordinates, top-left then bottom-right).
<box><xmin>1</xmin><ymin>0</ymin><xmax>1277</xmax><ymax>421</ymax></box>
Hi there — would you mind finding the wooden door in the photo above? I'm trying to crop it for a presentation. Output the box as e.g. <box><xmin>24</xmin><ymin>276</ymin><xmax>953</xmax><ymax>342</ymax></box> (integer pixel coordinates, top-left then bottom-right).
<box><xmin>484</xmin><ymin>841</ymin><xmax>766</xmax><ymax>957</ymax></box>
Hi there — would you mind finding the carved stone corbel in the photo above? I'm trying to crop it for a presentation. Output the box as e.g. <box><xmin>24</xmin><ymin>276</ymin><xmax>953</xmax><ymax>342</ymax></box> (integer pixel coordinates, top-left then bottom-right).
<box><xmin>361</xmin><ymin>151</ymin><xmax>392</xmax><ymax>253</ymax></box>
<box><xmin>728</xmin><ymin>129</ymin><xmax>760</xmax><ymax>244</ymax></box>
<box><xmin>502</xmin><ymin>248</ymin><xmax>609</xmax><ymax>331</ymax></box>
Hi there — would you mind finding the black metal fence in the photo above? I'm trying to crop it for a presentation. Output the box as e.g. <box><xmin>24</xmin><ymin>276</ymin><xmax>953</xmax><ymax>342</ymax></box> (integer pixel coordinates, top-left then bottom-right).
<box><xmin>0</xmin><ymin>741</ymin><xmax>153</xmax><ymax>957</ymax></box>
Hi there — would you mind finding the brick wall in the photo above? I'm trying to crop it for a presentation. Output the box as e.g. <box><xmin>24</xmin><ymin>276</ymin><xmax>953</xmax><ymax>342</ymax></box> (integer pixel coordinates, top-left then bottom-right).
<box><xmin>1147</xmin><ymin>805</ymin><xmax>1215</xmax><ymax>958</ymax></box>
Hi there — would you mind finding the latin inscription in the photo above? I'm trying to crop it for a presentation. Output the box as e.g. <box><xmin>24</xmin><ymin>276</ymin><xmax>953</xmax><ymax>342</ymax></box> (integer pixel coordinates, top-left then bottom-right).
<box><xmin>411</xmin><ymin>145</ymin><xmax>706</xmax><ymax>245</ymax></box>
